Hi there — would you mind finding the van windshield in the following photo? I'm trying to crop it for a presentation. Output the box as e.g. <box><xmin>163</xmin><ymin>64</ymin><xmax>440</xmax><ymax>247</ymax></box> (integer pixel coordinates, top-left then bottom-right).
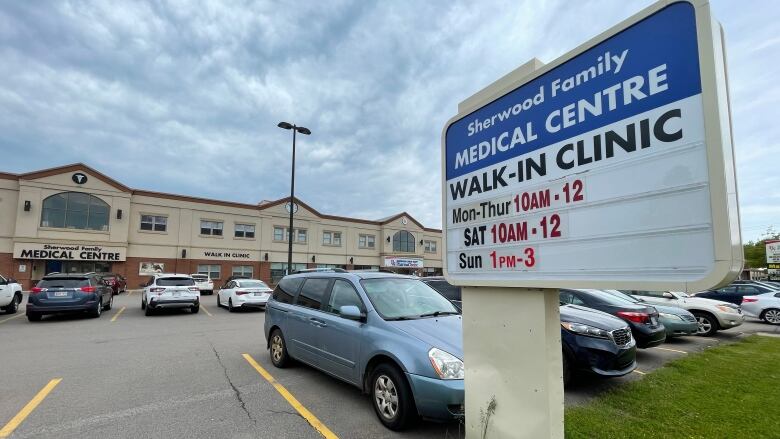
<box><xmin>360</xmin><ymin>278</ymin><xmax>459</xmax><ymax>320</ymax></box>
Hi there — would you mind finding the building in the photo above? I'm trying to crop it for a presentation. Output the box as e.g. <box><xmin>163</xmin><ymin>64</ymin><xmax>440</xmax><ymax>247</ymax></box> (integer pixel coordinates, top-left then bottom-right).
<box><xmin>0</xmin><ymin>164</ymin><xmax>443</xmax><ymax>290</ymax></box>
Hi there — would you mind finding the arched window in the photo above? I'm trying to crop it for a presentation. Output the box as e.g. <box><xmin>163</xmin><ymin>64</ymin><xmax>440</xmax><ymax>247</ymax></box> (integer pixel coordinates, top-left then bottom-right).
<box><xmin>392</xmin><ymin>230</ymin><xmax>415</xmax><ymax>253</ymax></box>
<box><xmin>40</xmin><ymin>192</ymin><xmax>110</xmax><ymax>231</ymax></box>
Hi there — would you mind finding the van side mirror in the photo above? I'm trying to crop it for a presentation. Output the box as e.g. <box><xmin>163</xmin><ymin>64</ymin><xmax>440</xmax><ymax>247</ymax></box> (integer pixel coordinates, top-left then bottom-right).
<box><xmin>340</xmin><ymin>305</ymin><xmax>364</xmax><ymax>321</ymax></box>
<box><xmin>662</xmin><ymin>292</ymin><xmax>674</xmax><ymax>299</ymax></box>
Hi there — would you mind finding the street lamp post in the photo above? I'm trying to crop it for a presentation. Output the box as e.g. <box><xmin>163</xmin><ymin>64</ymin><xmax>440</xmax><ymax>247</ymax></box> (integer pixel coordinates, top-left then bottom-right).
<box><xmin>277</xmin><ymin>122</ymin><xmax>311</xmax><ymax>275</ymax></box>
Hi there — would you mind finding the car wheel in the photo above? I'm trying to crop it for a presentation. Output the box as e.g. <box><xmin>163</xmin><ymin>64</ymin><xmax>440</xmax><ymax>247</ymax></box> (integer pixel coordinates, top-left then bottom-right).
<box><xmin>761</xmin><ymin>308</ymin><xmax>780</xmax><ymax>325</ymax></box>
<box><xmin>228</xmin><ymin>299</ymin><xmax>235</xmax><ymax>313</ymax></box>
<box><xmin>27</xmin><ymin>313</ymin><xmax>42</xmax><ymax>322</ymax></box>
<box><xmin>693</xmin><ymin>312</ymin><xmax>718</xmax><ymax>336</ymax></box>
<box><xmin>269</xmin><ymin>329</ymin><xmax>291</xmax><ymax>368</ymax></box>
<box><xmin>5</xmin><ymin>296</ymin><xmax>18</xmax><ymax>314</ymax></box>
<box><xmin>104</xmin><ymin>294</ymin><xmax>113</xmax><ymax>311</ymax></box>
<box><xmin>191</xmin><ymin>305</ymin><xmax>200</xmax><ymax>314</ymax></box>
<box><xmin>91</xmin><ymin>299</ymin><xmax>103</xmax><ymax>318</ymax></box>
<box><xmin>145</xmin><ymin>304</ymin><xmax>154</xmax><ymax>316</ymax></box>
<box><xmin>216</xmin><ymin>293</ymin><xmax>223</xmax><ymax>308</ymax></box>
<box><xmin>141</xmin><ymin>298</ymin><xmax>146</xmax><ymax>310</ymax></box>
<box><xmin>370</xmin><ymin>364</ymin><xmax>416</xmax><ymax>431</ymax></box>
<box><xmin>562</xmin><ymin>351</ymin><xmax>573</xmax><ymax>387</ymax></box>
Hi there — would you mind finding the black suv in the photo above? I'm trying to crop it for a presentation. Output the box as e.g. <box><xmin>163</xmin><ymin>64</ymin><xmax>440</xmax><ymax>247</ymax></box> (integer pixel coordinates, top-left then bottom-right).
<box><xmin>27</xmin><ymin>272</ymin><xmax>114</xmax><ymax>321</ymax></box>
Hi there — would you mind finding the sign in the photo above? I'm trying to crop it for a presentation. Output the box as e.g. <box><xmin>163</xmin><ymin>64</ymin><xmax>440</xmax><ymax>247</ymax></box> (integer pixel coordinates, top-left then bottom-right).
<box><xmin>191</xmin><ymin>248</ymin><xmax>257</xmax><ymax>261</ymax></box>
<box><xmin>139</xmin><ymin>262</ymin><xmax>164</xmax><ymax>275</ymax></box>
<box><xmin>72</xmin><ymin>172</ymin><xmax>88</xmax><ymax>184</ymax></box>
<box><xmin>441</xmin><ymin>1</ymin><xmax>741</xmax><ymax>291</ymax></box>
<box><xmin>18</xmin><ymin>264</ymin><xmax>26</xmax><ymax>273</ymax></box>
<box><xmin>13</xmin><ymin>242</ymin><xmax>126</xmax><ymax>261</ymax></box>
<box><xmin>384</xmin><ymin>257</ymin><xmax>424</xmax><ymax>268</ymax></box>
<box><xmin>766</xmin><ymin>240</ymin><xmax>780</xmax><ymax>264</ymax></box>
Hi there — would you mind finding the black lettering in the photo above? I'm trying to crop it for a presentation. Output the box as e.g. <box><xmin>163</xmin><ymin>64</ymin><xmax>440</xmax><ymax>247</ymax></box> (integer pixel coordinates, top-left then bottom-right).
<box><xmin>556</xmin><ymin>144</ymin><xmax>575</xmax><ymax>170</ymax></box>
<box><xmin>654</xmin><ymin>108</ymin><xmax>682</xmax><ymax>142</ymax></box>
<box><xmin>605</xmin><ymin>123</ymin><xmax>636</xmax><ymax>158</ymax></box>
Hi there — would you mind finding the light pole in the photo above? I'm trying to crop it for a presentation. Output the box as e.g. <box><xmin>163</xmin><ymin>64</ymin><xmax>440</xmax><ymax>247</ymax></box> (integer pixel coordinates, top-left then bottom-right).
<box><xmin>277</xmin><ymin>121</ymin><xmax>311</xmax><ymax>275</ymax></box>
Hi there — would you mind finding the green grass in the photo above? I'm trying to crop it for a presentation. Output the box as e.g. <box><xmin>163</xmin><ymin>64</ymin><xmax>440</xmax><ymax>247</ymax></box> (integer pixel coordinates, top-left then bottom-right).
<box><xmin>565</xmin><ymin>336</ymin><xmax>780</xmax><ymax>439</ymax></box>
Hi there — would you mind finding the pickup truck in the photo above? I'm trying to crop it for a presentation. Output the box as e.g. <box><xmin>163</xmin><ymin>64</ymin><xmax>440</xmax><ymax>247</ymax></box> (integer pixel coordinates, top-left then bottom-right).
<box><xmin>0</xmin><ymin>274</ymin><xmax>23</xmax><ymax>314</ymax></box>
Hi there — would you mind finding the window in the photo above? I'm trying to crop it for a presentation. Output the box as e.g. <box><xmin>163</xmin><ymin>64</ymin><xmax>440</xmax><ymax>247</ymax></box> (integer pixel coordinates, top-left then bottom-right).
<box><xmin>197</xmin><ymin>264</ymin><xmax>221</xmax><ymax>279</ymax></box>
<box><xmin>140</xmin><ymin>215</ymin><xmax>167</xmax><ymax>232</ymax></box>
<box><xmin>325</xmin><ymin>280</ymin><xmax>364</xmax><ymax>315</ymax></box>
<box><xmin>234</xmin><ymin>224</ymin><xmax>255</xmax><ymax>239</ymax></box>
<box><xmin>392</xmin><ymin>231</ymin><xmax>415</xmax><ymax>252</ymax></box>
<box><xmin>41</xmin><ymin>192</ymin><xmax>110</xmax><ymax>231</ymax></box>
<box><xmin>232</xmin><ymin>266</ymin><xmax>253</xmax><ymax>277</ymax></box>
<box><xmin>359</xmin><ymin>234</ymin><xmax>376</xmax><ymax>249</ymax></box>
<box><xmin>200</xmin><ymin>220</ymin><xmax>223</xmax><ymax>236</ymax></box>
<box><xmin>424</xmin><ymin>240</ymin><xmax>437</xmax><ymax>253</ymax></box>
<box><xmin>426</xmin><ymin>281</ymin><xmax>461</xmax><ymax>302</ymax></box>
<box><xmin>323</xmin><ymin>231</ymin><xmax>342</xmax><ymax>246</ymax></box>
<box><xmin>270</xmin><ymin>263</ymin><xmax>308</xmax><ymax>284</ymax></box>
<box><xmin>559</xmin><ymin>290</ymin><xmax>586</xmax><ymax>306</ymax></box>
<box><xmin>716</xmin><ymin>286</ymin><xmax>737</xmax><ymax>294</ymax></box>
<box><xmin>295</xmin><ymin>278</ymin><xmax>330</xmax><ymax>310</ymax></box>
<box><xmin>273</xmin><ymin>227</ymin><xmax>306</xmax><ymax>243</ymax></box>
<box><xmin>272</xmin><ymin>278</ymin><xmax>303</xmax><ymax>304</ymax></box>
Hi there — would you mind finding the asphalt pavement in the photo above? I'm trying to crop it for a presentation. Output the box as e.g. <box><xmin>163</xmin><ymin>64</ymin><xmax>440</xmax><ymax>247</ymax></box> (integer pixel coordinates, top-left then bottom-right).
<box><xmin>0</xmin><ymin>292</ymin><xmax>775</xmax><ymax>438</ymax></box>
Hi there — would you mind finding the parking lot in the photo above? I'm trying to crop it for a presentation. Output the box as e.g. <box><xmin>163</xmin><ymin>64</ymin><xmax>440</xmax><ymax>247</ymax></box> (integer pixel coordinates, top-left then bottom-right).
<box><xmin>0</xmin><ymin>291</ymin><xmax>775</xmax><ymax>439</ymax></box>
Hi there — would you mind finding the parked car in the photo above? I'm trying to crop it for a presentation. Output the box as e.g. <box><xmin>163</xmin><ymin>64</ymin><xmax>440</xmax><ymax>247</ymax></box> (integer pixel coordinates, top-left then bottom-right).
<box><xmin>741</xmin><ymin>291</ymin><xmax>780</xmax><ymax>324</ymax></box>
<box><xmin>27</xmin><ymin>272</ymin><xmax>114</xmax><ymax>321</ymax></box>
<box><xmin>0</xmin><ymin>274</ymin><xmax>23</xmax><ymax>314</ymax></box>
<box><xmin>560</xmin><ymin>289</ymin><xmax>666</xmax><ymax>348</ymax></box>
<box><xmin>419</xmin><ymin>276</ymin><xmax>462</xmax><ymax>309</ymax></box>
<box><xmin>191</xmin><ymin>274</ymin><xmax>214</xmax><ymax>295</ymax></box>
<box><xmin>560</xmin><ymin>304</ymin><xmax>636</xmax><ymax>385</ymax></box>
<box><xmin>600</xmin><ymin>290</ymin><xmax>698</xmax><ymax>338</ymax></box>
<box><xmin>694</xmin><ymin>282</ymin><xmax>778</xmax><ymax>306</ymax></box>
<box><xmin>219</xmin><ymin>274</ymin><xmax>250</xmax><ymax>289</ymax></box>
<box><xmin>101</xmin><ymin>273</ymin><xmax>126</xmax><ymax>295</ymax></box>
<box><xmin>265</xmin><ymin>271</ymin><xmax>463</xmax><ymax>430</ymax></box>
<box><xmin>624</xmin><ymin>290</ymin><xmax>744</xmax><ymax>336</ymax></box>
<box><xmin>731</xmin><ymin>280</ymin><xmax>780</xmax><ymax>290</ymax></box>
<box><xmin>141</xmin><ymin>274</ymin><xmax>200</xmax><ymax>316</ymax></box>
<box><xmin>217</xmin><ymin>279</ymin><xmax>272</xmax><ymax>311</ymax></box>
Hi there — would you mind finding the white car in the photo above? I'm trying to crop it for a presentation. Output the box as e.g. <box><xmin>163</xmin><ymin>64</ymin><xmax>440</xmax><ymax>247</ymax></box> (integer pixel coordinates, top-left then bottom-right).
<box><xmin>741</xmin><ymin>291</ymin><xmax>780</xmax><ymax>324</ymax></box>
<box><xmin>141</xmin><ymin>274</ymin><xmax>200</xmax><ymax>316</ymax></box>
<box><xmin>625</xmin><ymin>290</ymin><xmax>744</xmax><ymax>336</ymax></box>
<box><xmin>191</xmin><ymin>274</ymin><xmax>214</xmax><ymax>295</ymax></box>
<box><xmin>0</xmin><ymin>275</ymin><xmax>23</xmax><ymax>314</ymax></box>
<box><xmin>216</xmin><ymin>279</ymin><xmax>272</xmax><ymax>312</ymax></box>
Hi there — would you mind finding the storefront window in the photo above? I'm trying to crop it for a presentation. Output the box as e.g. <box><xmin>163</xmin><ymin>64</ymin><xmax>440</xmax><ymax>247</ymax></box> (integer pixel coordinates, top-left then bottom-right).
<box><xmin>197</xmin><ymin>264</ymin><xmax>221</xmax><ymax>279</ymax></box>
<box><xmin>232</xmin><ymin>266</ymin><xmax>254</xmax><ymax>277</ymax></box>
<box><xmin>392</xmin><ymin>231</ymin><xmax>415</xmax><ymax>252</ymax></box>
<box><xmin>41</xmin><ymin>192</ymin><xmax>110</xmax><ymax>231</ymax></box>
<box><xmin>359</xmin><ymin>234</ymin><xmax>376</xmax><ymax>249</ymax></box>
<box><xmin>270</xmin><ymin>263</ymin><xmax>307</xmax><ymax>284</ymax></box>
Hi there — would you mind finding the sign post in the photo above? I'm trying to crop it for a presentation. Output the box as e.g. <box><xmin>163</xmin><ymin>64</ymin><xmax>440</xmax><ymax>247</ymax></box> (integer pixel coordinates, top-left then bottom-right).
<box><xmin>441</xmin><ymin>1</ymin><xmax>741</xmax><ymax>437</ymax></box>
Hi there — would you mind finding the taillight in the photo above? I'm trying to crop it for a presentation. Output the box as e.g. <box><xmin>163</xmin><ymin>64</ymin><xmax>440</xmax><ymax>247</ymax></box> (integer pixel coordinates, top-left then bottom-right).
<box><xmin>30</xmin><ymin>287</ymin><xmax>45</xmax><ymax>294</ymax></box>
<box><xmin>188</xmin><ymin>287</ymin><xmax>199</xmax><ymax>292</ymax></box>
<box><xmin>149</xmin><ymin>287</ymin><xmax>165</xmax><ymax>294</ymax></box>
<box><xmin>80</xmin><ymin>286</ymin><xmax>96</xmax><ymax>293</ymax></box>
<box><xmin>236</xmin><ymin>290</ymin><xmax>248</xmax><ymax>295</ymax></box>
<box><xmin>616</xmin><ymin>311</ymin><xmax>650</xmax><ymax>324</ymax></box>
<box><xmin>742</xmin><ymin>297</ymin><xmax>758</xmax><ymax>303</ymax></box>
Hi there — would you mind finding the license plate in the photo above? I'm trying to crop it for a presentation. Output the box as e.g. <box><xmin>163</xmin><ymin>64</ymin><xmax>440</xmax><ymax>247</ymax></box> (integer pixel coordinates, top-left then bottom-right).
<box><xmin>54</xmin><ymin>291</ymin><xmax>68</xmax><ymax>297</ymax></box>
<box><xmin>254</xmin><ymin>292</ymin><xmax>266</xmax><ymax>297</ymax></box>
<box><xmin>173</xmin><ymin>292</ymin><xmax>180</xmax><ymax>297</ymax></box>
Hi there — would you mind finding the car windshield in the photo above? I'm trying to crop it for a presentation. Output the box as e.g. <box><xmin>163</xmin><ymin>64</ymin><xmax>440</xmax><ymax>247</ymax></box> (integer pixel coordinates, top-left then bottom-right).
<box><xmin>601</xmin><ymin>289</ymin><xmax>641</xmax><ymax>303</ymax></box>
<box><xmin>238</xmin><ymin>280</ymin><xmax>268</xmax><ymax>288</ymax></box>
<box><xmin>38</xmin><ymin>278</ymin><xmax>89</xmax><ymax>288</ymax></box>
<box><xmin>157</xmin><ymin>277</ymin><xmax>195</xmax><ymax>286</ymax></box>
<box><xmin>360</xmin><ymin>278</ymin><xmax>459</xmax><ymax>320</ymax></box>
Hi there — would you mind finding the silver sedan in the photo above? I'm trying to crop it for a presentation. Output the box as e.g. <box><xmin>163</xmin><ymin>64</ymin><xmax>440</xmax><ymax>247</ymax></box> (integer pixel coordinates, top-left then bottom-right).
<box><xmin>741</xmin><ymin>291</ymin><xmax>780</xmax><ymax>324</ymax></box>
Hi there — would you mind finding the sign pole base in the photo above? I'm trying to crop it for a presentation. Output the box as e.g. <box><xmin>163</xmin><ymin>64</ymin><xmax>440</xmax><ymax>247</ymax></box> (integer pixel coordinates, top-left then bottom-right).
<box><xmin>463</xmin><ymin>287</ymin><xmax>563</xmax><ymax>439</ymax></box>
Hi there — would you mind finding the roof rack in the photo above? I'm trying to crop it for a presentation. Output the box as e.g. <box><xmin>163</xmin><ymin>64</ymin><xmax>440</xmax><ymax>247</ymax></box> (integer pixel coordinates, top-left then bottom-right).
<box><xmin>292</xmin><ymin>268</ymin><xmax>348</xmax><ymax>274</ymax></box>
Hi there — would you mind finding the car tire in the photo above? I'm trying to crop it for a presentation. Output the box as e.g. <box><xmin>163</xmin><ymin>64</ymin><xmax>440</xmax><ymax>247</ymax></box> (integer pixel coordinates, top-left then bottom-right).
<box><xmin>692</xmin><ymin>312</ymin><xmax>719</xmax><ymax>336</ymax></box>
<box><xmin>145</xmin><ymin>304</ymin><xmax>154</xmax><ymax>316</ymax></box>
<box><xmin>562</xmin><ymin>351</ymin><xmax>573</xmax><ymax>387</ymax></box>
<box><xmin>228</xmin><ymin>299</ymin><xmax>235</xmax><ymax>313</ymax></box>
<box><xmin>27</xmin><ymin>313</ymin><xmax>42</xmax><ymax>322</ymax></box>
<box><xmin>104</xmin><ymin>294</ymin><xmax>113</xmax><ymax>311</ymax></box>
<box><xmin>191</xmin><ymin>305</ymin><xmax>200</xmax><ymax>314</ymax></box>
<box><xmin>370</xmin><ymin>363</ymin><xmax>416</xmax><ymax>431</ymax></box>
<box><xmin>91</xmin><ymin>299</ymin><xmax>103</xmax><ymax>318</ymax></box>
<box><xmin>5</xmin><ymin>296</ymin><xmax>19</xmax><ymax>314</ymax></box>
<box><xmin>141</xmin><ymin>298</ymin><xmax>146</xmax><ymax>310</ymax></box>
<box><xmin>761</xmin><ymin>308</ymin><xmax>780</xmax><ymax>325</ymax></box>
<box><xmin>269</xmin><ymin>329</ymin><xmax>291</xmax><ymax>368</ymax></box>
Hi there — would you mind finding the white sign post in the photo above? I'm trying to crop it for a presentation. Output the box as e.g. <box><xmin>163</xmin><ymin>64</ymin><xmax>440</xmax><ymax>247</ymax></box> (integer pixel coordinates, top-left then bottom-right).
<box><xmin>441</xmin><ymin>1</ymin><xmax>741</xmax><ymax>438</ymax></box>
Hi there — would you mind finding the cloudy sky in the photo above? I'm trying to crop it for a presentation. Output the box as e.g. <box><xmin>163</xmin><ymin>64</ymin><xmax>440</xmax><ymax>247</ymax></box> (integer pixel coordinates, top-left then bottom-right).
<box><xmin>0</xmin><ymin>1</ymin><xmax>777</xmax><ymax>241</ymax></box>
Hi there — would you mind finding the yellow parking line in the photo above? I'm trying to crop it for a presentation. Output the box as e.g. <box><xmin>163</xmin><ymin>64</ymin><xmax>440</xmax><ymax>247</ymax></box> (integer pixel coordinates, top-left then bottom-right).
<box><xmin>633</xmin><ymin>369</ymin><xmax>647</xmax><ymax>375</ymax></box>
<box><xmin>654</xmin><ymin>347</ymin><xmax>688</xmax><ymax>354</ymax></box>
<box><xmin>110</xmin><ymin>306</ymin><xmax>126</xmax><ymax>322</ymax></box>
<box><xmin>201</xmin><ymin>305</ymin><xmax>213</xmax><ymax>317</ymax></box>
<box><xmin>242</xmin><ymin>353</ymin><xmax>338</xmax><ymax>439</ymax></box>
<box><xmin>0</xmin><ymin>378</ymin><xmax>62</xmax><ymax>438</ymax></box>
<box><xmin>127</xmin><ymin>290</ymin><xmax>133</xmax><ymax>297</ymax></box>
<box><xmin>0</xmin><ymin>313</ymin><xmax>25</xmax><ymax>324</ymax></box>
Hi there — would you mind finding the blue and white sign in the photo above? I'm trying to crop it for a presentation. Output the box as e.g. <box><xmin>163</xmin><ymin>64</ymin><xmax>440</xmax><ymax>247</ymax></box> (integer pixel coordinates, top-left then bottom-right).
<box><xmin>441</xmin><ymin>1</ymin><xmax>742</xmax><ymax>291</ymax></box>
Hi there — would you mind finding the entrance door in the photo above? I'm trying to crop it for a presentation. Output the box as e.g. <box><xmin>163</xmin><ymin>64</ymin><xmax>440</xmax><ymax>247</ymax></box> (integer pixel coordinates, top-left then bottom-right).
<box><xmin>46</xmin><ymin>260</ymin><xmax>62</xmax><ymax>274</ymax></box>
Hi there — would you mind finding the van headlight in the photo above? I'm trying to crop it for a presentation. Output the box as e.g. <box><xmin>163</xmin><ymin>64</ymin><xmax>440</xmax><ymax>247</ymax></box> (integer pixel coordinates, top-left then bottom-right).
<box><xmin>561</xmin><ymin>322</ymin><xmax>610</xmax><ymax>339</ymax></box>
<box><xmin>428</xmin><ymin>348</ymin><xmax>464</xmax><ymax>380</ymax></box>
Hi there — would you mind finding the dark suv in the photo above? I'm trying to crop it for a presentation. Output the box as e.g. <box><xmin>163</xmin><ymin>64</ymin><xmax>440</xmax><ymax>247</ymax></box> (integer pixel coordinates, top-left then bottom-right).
<box><xmin>27</xmin><ymin>273</ymin><xmax>114</xmax><ymax>321</ymax></box>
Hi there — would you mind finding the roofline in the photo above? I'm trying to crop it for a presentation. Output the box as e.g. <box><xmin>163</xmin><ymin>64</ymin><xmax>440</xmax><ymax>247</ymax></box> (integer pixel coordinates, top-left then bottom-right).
<box><xmin>4</xmin><ymin>163</ymin><xmax>442</xmax><ymax>232</ymax></box>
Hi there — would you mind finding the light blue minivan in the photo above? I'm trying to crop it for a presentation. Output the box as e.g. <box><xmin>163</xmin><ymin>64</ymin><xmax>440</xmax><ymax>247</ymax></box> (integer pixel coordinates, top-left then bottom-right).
<box><xmin>264</xmin><ymin>270</ymin><xmax>463</xmax><ymax>430</ymax></box>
